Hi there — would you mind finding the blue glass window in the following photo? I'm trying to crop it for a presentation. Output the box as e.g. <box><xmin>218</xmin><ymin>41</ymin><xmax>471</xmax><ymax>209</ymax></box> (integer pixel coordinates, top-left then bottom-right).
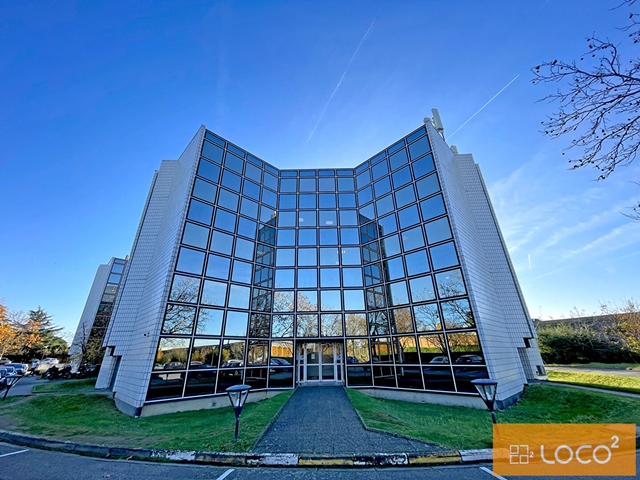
<box><xmin>297</xmin><ymin>269</ymin><xmax>317</xmax><ymax>288</ymax></box>
<box><xmin>196</xmin><ymin>308</ymin><xmax>223</xmax><ymax>336</ymax></box>
<box><xmin>384</xmin><ymin>257</ymin><xmax>405</xmax><ymax>281</ymax></box>
<box><xmin>435</xmin><ymin>269</ymin><xmax>466</xmax><ymax>298</ymax></box>
<box><xmin>298</xmin><ymin>248</ymin><xmax>317</xmax><ymax>266</ymax></box>
<box><xmin>214</xmin><ymin>209</ymin><xmax>236</xmax><ymax>233</ymax></box>
<box><xmin>170</xmin><ymin>275</ymin><xmax>201</xmax><ymax>303</ymax></box>
<box><xmin>340</xmin><ymin>228</ymin><xmax>359</xmax><ymax>245</ymax></box>
<box><xmin>404</xmin><ymin>250</ymin><xmax>430</xmax><ymax>277</ymax></box>
<box><xmin>280</xmin><ymin>179</ymin><xmax>296</xmax><ymax>193</ymax></box>
<box><xmin>298</xmin><ymin>291</ymin><xmax>318</xmax><ymax>311</ymax></box>
<box><xmin>320</xmin><ymin>228</ymin><xmax>338</xmax><ymax>245</ymax></box>
<box><xmin>300</xmin><ymin>178</ymin><xmax>316</xmax><ymax>192</ymax></box>
<box><xmin>275</xmin><ymin>269</ymin><xmax>295</xmax><ymax>288</ymax></box>
<box><xmin>187</xmin><ymin>199</ymin><xmax>213</xmax><ymax>225</ymax></box>
<box><xmin>227</xmin><ymin>143</ymin><xmax>245</xmax><ymax>158</ymax></box>
<box><xmin>237</xmin><ymin>218</ymin><xmax>256</xmax><ymax>240</ymax></box>
<box><xmin>414</xmin><ymin>305</ymin><xmax>441</xmax><ymax>332</ymax></box>
<box><xmin>224</xmin><ymin>152</ymin><xmax>244</xmax><ymax>174</ymax></box>
<box><xmin>338</xmin><ymin>177</ymin><xmax>355</xmax><ymax>192</ymax></box>
<box><xmin>410</xmin><ymin>275</ymin><xmax>435</xmax><ymax>302</ymax></box>
<box><xmin>197</xmin><ymin>159</ymin><xmax>221</xmax><ymax>182</ymax></box>
<box><xmin>320</xmin><ymin>247</ymin><xmax>339</xmax><ymax>265</ymax></box>
<box><xmin>177</xmin><ymin>247</ymin><xmax>205</xmax><ymax>275</ymax></box>
<box><xmin>388</xmin><ymin>139</ymin><xmax>405</xmax><ymax>154</ymax></box>
<box><xmin>319</xmin><ymin>194</ymin><xmax>336</xmax><ymax>208</ymax></box>
<box><xmin>416</xmin><ymin>174</ymin><xmax>440</xmax><ymax>199</ymax></box>
<box><xmin>398</xmin><ymin>205</ymin><xmax>420</xmax><ymax>229</ymax></box>
<box><xmin>225</xmin><ymin>310</ymin><xmax>248</xmax><ymax>335</ymax></box>
<box><xmin>276</xmin><ymin>248</ymin><xmax>295</xmax><ymax>267</ymax></box>
<box><xmin>277</xmin><ymin>229</ymin><xmax>295</xmax><ymax>246</ymax></box>
<box><xmin>430</xmin><ymin>242</ymin><xmax>459</xmax><ymax>270</ymax></box>
<box><xmin>206</xmin><ymin>254</ymin><xmax>230</xmax><ymax>280</ymax></box>
<box><xmin>355</xmin><ymin>161</ymin><xmax>369</xmax><ymax>174</ymax></box>
<box><xmin>300</xmin><ymin>170</ymin><xmax>315</xmax><ymax>177</ymax></box>
<box><xmin>359</xmin><ymin>204</ymin><xmax>375</xmax><ymax>221</ymax></box>
<box><xmin>210</xmin><ymin>230</ymin><xmax>233</xmax><ymax>255</ymax></box>
<box><xmin>381</xmin><ymin>235</ymin><xmax>401</xmax><ymax>257</ymax></box>
<box><xmin>232</xmin><ymin>260</ymin><xmax>253</xmax><ymax>284</ymax></box>
<box><xmin>343</xmin><ymin>268</ymin><xmax>363</xmax><ymax>287</ymax></box>
<box><xmin>298</xmin><ymin>229</ymin><xmax>317</xmax><ymax>245</ymax></box>
<box><xmin>218</xmin><ymin>189</ymin><xmax>239</xmax><ymax>211</ymax></box>
<box><xmin>409</xmin><ymin>136</ymin><xmax>431</xmax><ymax>160</ymax></box>
<box><xmin>234</xmin><ymin>238</ymin><xmax>254</xmax><ymax>261</ymax></box>
<box><xmin>243</xmin><ymin>180</ymin><xmax>260</xmax><ymax>200</ymax></box>
<box><xmin>389</xmin><ymin>281</ymin><xmax>409</xmax><ymax>306</ymax></box>
<box><xmin>320</xmin><ymin>268</ymin><xmax>340</xmax><ymax>287</ymax></box>
<box><xmin>341</xmin><ymin>247</ymin><xmax>361</xmax><ymax>265</ymax></box>
<box><xmin>374</xmin><ymin>177</ymin><xmax>391</xmax><ymax>198</ymax></box>
<box><xmin>389</xmin><ymin>148</ymin><xmax>408</xmax><ymax>171</ymax></box>
<box><xmin>340</xmin><ymin>210</ymin><xmax>358</xmax><ymax>226</ymax></box>
<box><xmin>392</xmin><ymin>165</ymin><xmax>412</xmax><ymax>189</ymax></box>
<box><xmin>319</xmin><ymin>210</ymin><xmax>337</xmax><ymax>226</ymax></box>
<box><xmin>260</xmin><ymin>206</ymin><xmax>275</xmax><ymax>223</ymax></box>
<box><xmin>401</xmin><ymin>226</ymin><xmax>425</xmax><ymax>252</ymax></box>
<box><xmin>344</xmin><ymin>290</ymin><xmax>365</xmax><ymax>311</ymax></box>
<box><xmin>319</xmin><ymin>169</ymin><xmax>335</xmax><ymax>176</ymax></box>
<box><xmin>202</xmin><ymin>280</ymin><xmax>227</xmax><ymax>306</ymax></box>
<box><xmin>202</xmin><ymin>141</ymin><xmax>223</xmax><ymax>163</ymax></box>
<box><xmin>240</xmin><ymin>198</ymin><xmax>258</xmax><ymax>219</ymax></box>
<box><xmin>425</xmin><ymin>217</ymin><xmax>452</xmax><ymax>244</ymax></box>
<box><xmin>193</xmin><ymin>178</ymin><xmax>217</xmax><ymax>203</ymax></box>
<box><xmin>222</xmin><ymin>170</ymin><xmax>241</xmax><ymax>191</ymax></box>
<box><xmin>372</xmin><ymin>159</ymin><xmax>389</xmax><ymax>181</ymax></box>
<box><xmin>413</xmin><ymin>153</ymin><xmax>435</xmax><ymax>179</ymax></box>
<box><xmin>299</xmin><ymin>194</ymin><xmax>316</xmax><ymax>209</ymax></box>
<box><xmin>278</xmin><ymin>211</ymin><xmax>296</xmax><ymax>227</ymax></box>
<box><xmin>376</xmin><ymin>195</ymin><xmax>394</xmax><ymax>216</ymax></box>
<box><xmin>298</xmin><ymin>211</ymin><xmax>316</xmax><ymax>228</ymax></box>
<box><xmin>394</xmin><ymin>184</ymin><xmax>416</xmax><ymax>208</ymax></box>
<box><xmin>245</xmin><ymin>162</ymin><xmax>261</xmax><ymax>183</ymax></box>
<box><xmin>321</xmin><ymin>291</ymin><xmax>342</xmax><ymax>311</ymax></box>
<box><xmin>339</xmin><ymin>193</ymin><xmax>356</xmax><ymax>208</ymax></box>
<box><xmin>357</xmin><ymin>186</ymin><xmax>373</xmax><ymax>206</ymax></box>
<box><xmin>182</xmin><ymin>222</ymin><xmax>209</xmax><ymax>249</ymax></box>
<box><xmin>420</xmin><ymin>194</ymin><xmax>446</xmax><ymax>220</ymax></box>
<box><xmin>356</xmin><ymin>170</ymin><xmax>371</xmax><ymax>189</ymax></box>
<box><xmin>407</xmin><ymin>127</ymin><xmax>426</xmax><ymax>143</ymax></box>
<box><xmin>263</xmin><ymin>172</ymin><xmax>278</xmax><ymax>191</ymax></box>
<box><xmin>319</xmin><ymin>177</ymin><xmax>336</xmax><ymax>192</ymax></box>
<box><xmin>378</xmin><ymin>214</ymin><xmax>397</xmax><ymax>236</ymax></box>
<box><xmin>261</xmin><ymin>189</ymin><xmax>277</xmax><ymax>208</ymax></box>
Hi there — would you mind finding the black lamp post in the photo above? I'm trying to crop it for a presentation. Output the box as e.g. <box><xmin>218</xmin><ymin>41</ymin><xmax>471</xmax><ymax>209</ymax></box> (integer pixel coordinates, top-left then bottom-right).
<box><xmin>226</xmin><ymin>384</ymin><xmax>252</xmax><ymax>442</ymax></box>
<box><xmin>3</xmin><ymin>374</ymin><xmax>22</xmax><ymax>401</ymax></box>
<box><xmin>472</xmin><ymin>378</ymin><xmax>498</xmax><ymax>424</ymax></box>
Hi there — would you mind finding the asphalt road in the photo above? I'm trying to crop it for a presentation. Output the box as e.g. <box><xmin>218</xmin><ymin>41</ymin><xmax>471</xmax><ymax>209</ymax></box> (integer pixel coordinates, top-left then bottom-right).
<box><xmin>0</xmin><ymin>443</ymin><xmax>638</xmax><ymax>480</ymax></box>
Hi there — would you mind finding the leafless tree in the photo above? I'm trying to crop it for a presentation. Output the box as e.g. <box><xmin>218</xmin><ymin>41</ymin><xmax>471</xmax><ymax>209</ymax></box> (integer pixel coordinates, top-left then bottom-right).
<box><xmin>532</xmin><ymin>0</ymin><xmax>640</xmax><ymax>218</ymax></box>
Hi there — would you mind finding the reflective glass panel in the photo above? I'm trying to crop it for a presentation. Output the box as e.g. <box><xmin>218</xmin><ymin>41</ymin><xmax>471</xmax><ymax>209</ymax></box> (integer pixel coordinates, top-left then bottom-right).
<box><xmin>237</xmin><ymin>218</ymin><xmax>257</xmax><ymax>240</ymax></box>
<box><xmin>162</xmin><ymin>304</ymin><xmax>196</xmax><ymax>335</ymax></box>
<box><xmin>187</xmin><ymin>199</ymin><xmax>213</xmax><ymax>225</ymax></box>
<box><xmin>430</xmin><ymin>242</ymin><xmax>459</xmax><ymax>270</ymax></box>
<box><xmin>225</xmin><ymin>311</ymin><xmax>248</xmax><ymax>336</ymax></box>
<box><xmin>339</xmin><ymin>210</ymin><xmax>358</xmax><ymax>226</ymax></box>
<box><xmin>319</xmin><ymin>228</ymin><xmax>338</xmax><ymax>245</ymax></box>
<box><xmin>347</xmin><ymin>339</ymin><xmax>370</xmax><ymax>363</ymax></box>
<box><xmin>345</xmin><ymin>313</ymin><xmax>367</xmax><ymax>336</ymax></box>
<box><xmin>298</xmin><ymin>229</ymin><xmax>317</xmax><ymax>246</ymax></box>
<box><xmin>394</xmin><ymin>336</ymin><xmax>419</xmax><ymax>365</ymax></box>
<box><xmin>414</xmin><ymin>303</ymin><xmax>442</xmax><ymax>332</ymax></box>
<box><xmin>320</xmin><ymin>268</ymin><xmax>340</xmax><ymax>287</ymax></box>
<box><xmin>409</xmin><ymin>275</ymin><xmax>436</xmax><ymax>303</ymax></box>
<box><xmin>277</xmin><ymin>229</ymin><xmax>295</xmax><ymax>246</ymax></box>
<box><xmin>321</xmin><ymin>314</ymin><xmax>343</xmax><ymax>336</ymax></box>
<box><xmin>251</xmin><ymin>289</ymin><xmax>272</xmax><ymax>312</ymax></box>
<box><xmin>300</xmin><ymin>178</ymin><xmax>316</xmax><ymax>192</ymax></box>
<box><xmin>389</xmin><ymin>281</ymin><xmax>409</xmax><ymax>306</ymax></box>
<box><xmin>356</xmin><ymin>170</ymin><xmax>371</xmax><ymax>189</ymax></box>
<box><xmin>154</xmin><ymin>338</ymin><xmax>190</xmax><ymax>371</ymax></box>
<box><xmin>340</xmin><ymin>228</ymin><xmax>359</xmax><ymax>245</ymax></box>
<box><xmin>276</xmin><ymin>248</ymin><xmax>295</xmax><ymax>267</ymax></box>
<box><xmin>385</xmin><ymin>256</ymin><xmax>405</xmax><ymax>281</ymax></box>
<box><xmin>344</xmin><ymin>289</ymin><xmax>365</xmax><ymax>310</ymax></box>
<box><xmin>338</xmin><ymin>177</ymin><xmax>355</xmax><ymax>191</ymax></box>
<box><xmin>371</xmin><ymin>338</ymin><xmax>394</xmax><ymax>364</ymax></box>
<box><xmin>389</xmin><ymin>148</ymin><xmax>409</xmax><ymax>171</ymax></box>
<box><xmin>320</xmin><ymin>247</ymin><xmax>339</xmax><ymax>265</ymax></box>
<box><xmin>374</xmin><ymin>177</ymin><xmax>391</xmax><ymax>198</ymax></box>
<box><xmin>319</xmin><ymin>193</ymin><xmax>336</xmax><ymax>208</ymax></box>
<box><xmin>243</xmin><ymin>180</ymin><xmax>260</xmax><ymax>200</ymax></box>
<box><xmin>401</xmin><ymin>226</ymin><xmax>425</xmax><ymax>252</ymax></box>
<box><xmin>193</xmin><ymin>178</ymin><xmax>217</xmax><ymax>203</ymax></box>
<box><xmin>247</xmin><ymin>341</ymin><xmax>269</xmax><ymax>365</ymax></box>
<box><xmin>298</xmin><ymin>248</ymin><xmax>317</xmax><ymax>266</ymax></box>
<box><xmin>435</xmin><ymin>269</ymin><xmax>466</xmax><ymax>298</ymax></box>
<box><xmin>418</xmin><ymin>333</ymin><xmax>448</xmax><ymax>363</ymax></box>
<box><xmin>202</xmin><ymin>280</ymin><xmax>227</xmax><ymax>306</ymax></box>
<box><xmin>416</xmin><ymin>174</ymin><xmax>440</xmax><ymax>199</ymax></box>
<box><xmin>319</xmin><ymin>210</ymin><xmax>337</xmax><ymax>226</ymax></box>
<box><xmin>390</xmin><ymin>307</ymin><xmax>414</xmax><ymax>334</ymax></box>
<box><xmin>420</xmin><ymin>194</ymin><xmax>446</xmax><ymax>220</ymax></box>
<box><xmin>297</xmin><ymin>268</ymin><xmax>317</xmax><ymax>288</ymax></box>
<box><xmin>210</xmin><ymin>231</ymin><xmax>233</xmax><ymax>255</ymax></box>
<box><xmin>221</xmin><ymin>340</ymin><xmax>246</xmax><ymax>365</ymax></box>
<box><xmin>273</xmin><ymin>291</ymin><xmax>294</xmax><ymax>312</ymax></box>
<box><xmin>240</xmin><ymin>197</ymin><xmax>258</xmax><ymax>219</ymax></box>
<box><xmin>321</xmin><ymin>290</ymin><xmax>342</xmax><ymax>311</ymax></box>
<box><xmin>341</xmin><ymin>247</ymin><xmax>361</xmax><ymax>265</ymax></box>
<box><xmin>275</xmin><ymin>269</ymin><xmax>294</xmax><ymax>288</ymax></box>
<box><xmin>232</xmin><ymin>260</ymin><xmax>252</xmax><ymax>284</ymax></box>
<box><xmin>206</xmin><ymin>254</ymin><xmax>230</xmax><ymax>280</ymax></box>
<box><xmin>381</xmin><ymin>235</ymin><xmax>401</xmax><ymax>257</ymax></box>
<box><xmin>297</xmin><ymin>314</ymin><xmax>318</xmax><ymax>337</ymax></box>
<box><xmin>357</xmin><ymin>186</ymin><xmax>373</xmax><ymax>206</ymax></box>
<box><xmin>279</xmin><ymin>194</ymin><xmax>296</xmax><ymax>209</ymax></box>
<box><xmin>442</xmin><ymin>299</ymin><xmax>475</xmax><ymax>330</ymax></box>
<box><xmin>235</xmin><ymin>238</ymin><xmax>254</xmax><ymax>260</ymax></box>
<box><xmin>342</xmin><ymin>268</ymin><xmax>363</xmax><ymax>287</ymax></box>
<box><xmin>191</xmin><ymin>338</ymin><xmax>221</xmax><ymax>368</ymax></box>
<box><xmin>298</xmin><ymin>211</ymin><xmax>316</xmax><ymax>228</ymax></box>
<box><xmin>272</xmin><ymin>315</ymin><xmax>294</xmax><ymax>337</ymax></box>
<box><xmin>225</xmin><ymin>152</ymin><xmax>244</xmax><ymax>172</ymax></box>
<box><xmin>448</xmin><ymin>331</ymin><xmax>482</xmax><ymax>363</ymax></box>
<box><xmin>318</xmin><ymin>177</ymin><xmax>335</xmax><ymax>191</ymax></box>
<box><xmin>221</xmin><ymin>170</ymin><xmax>241</xmax><ymax>191</ymax></box>
<box><xmin>262</xmin><ymin>189</ymin><xmax>277</xmax><ymax>208</ymax></box>
<box><xmin>378</xmin><ymin>214</ymin><xmax>397</xmax><ymax>236</ymax></box>
<box><xmin>398</xmin><ymin>205</ymin><xmax>420</xmax><ymax>229</ymax></box>
<box><xmin>278</xmin><ymin>211</ymin><xmax>296</xmax><ymax>227</ymax></box>
<box><xmin>376</xmin><ymin>195</ymin><xmax>394</xmax><ymax>216</ymax></box>
<box><xmin>339</xmin><ymin>193</ymin><xmax>356</xmax><ymax>208</ymax></box>
<box><xmin>299</xmin><ymin>194</ymin><xmax>316</xmax><ymax>209</ymax></box>
<box><xmin>412</xmin><ymin>153</ymin><xmax>435</xmax><ymax>179</ymax></box>
<box><xmin>368</xmin><ymin>310</ymin><xmax>389</xmax><ymax>335</ymax></box>
<box><xmin>425</xmin><ymin>217</ymin><xmax>452</xmax><ymax>244</ymax></box>
<box><xmin>228</xmin><ymin>285</ymin><xmax>250</xmax><ymax>309</ymax></box>
<box><xmin>372</xmin><ymin>159</ymin><xmax>388</xmax><ymax>180</ymax></box>
<box><xmin>177</xmin><ymin>247</ymin><xmax>205</xmax><ymax>275</ymax></box>
<box><xmin>263</xmin><ymin>172</ymin><xmax>278</xmax><ymax>191</ymax></box>
<box><xmin>245</xmin><ymin>162</ymin><xmax>261</xmax><ymax>183</ymax></box>
<box><xmin>280</xmin><ymin>179</ymin><xmax>296</xmax><ymax>192</ymax></box>
<box><xmin>214</xmin><ymin>209</ymin><xmax>236</xmax><ymax>233</ymax></box>
<box><xmin>394</xmin><ymin>184</ymin><xmax>415</xmax><ymax>208</ymax></box>
<box><xmin>195</xmin><ymin>307</ymin><xmax>223</xmax><ymax>336</ymax></box>
<box><xmin>392</xmin><ymin>166</ymin><xmax>412</xmax><ymax>189</ymax></box>
<box><xmin>202</xmin><ymin>141</ymin><xmax>223</xmax><ymax>163</ymax></box>
<box><xmin>170</xmin><ymin>275</ymin><xmax>201</xmax><ymax>303</ymax></box>
<box><xmin>249</xmin><ymin>314</ymin><xmax>270</xmax><ymax>338</ymax></box>
<box><xmin>409</xmin><ymin>136</ymin><xmax>431</xmax><ymax>160</ymax></box>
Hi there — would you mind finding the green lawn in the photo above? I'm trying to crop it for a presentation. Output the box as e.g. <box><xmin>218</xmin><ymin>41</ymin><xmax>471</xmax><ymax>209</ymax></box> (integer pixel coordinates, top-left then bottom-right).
<box><xmin>347</xmin><ymin>384</ymin><xmax>640</xmax><ymax>450</ymax></box>
<box><xmin>32</xmin><ymin>378</ymin><xmax>97</xmax><ymax>393</ymax></box>
<box><xmin>0</xmin><ymin>390</ymin><xmax>293</xmax><ymax>452</ymax></box>
<box><xmin>546</xmin><ymin>369</ymin><xmax>640</xmax><ymax>394</ymax></box>
<box><xmin>549</xmin><ymin>363</ymin><xmax>640</xmax><ymax>371</ymax></box>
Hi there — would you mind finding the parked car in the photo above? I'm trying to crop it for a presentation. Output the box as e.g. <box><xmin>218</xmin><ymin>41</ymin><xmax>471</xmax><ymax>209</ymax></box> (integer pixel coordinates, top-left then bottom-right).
<box><xmin>5</xmin><ymin>364</ymin><xmax>26</xmax><ymax>375</ymax></box>
<box><xmin>0</xmin><ymin>358</ymin><xmax>11</xmax><ymax>366</ymax></box>
<box><xmin>428</xmin><ymin>356</ymin><xmax>450</xmax><ymax>364</ymax></box>
<box><xmin>454</xmin><ymin>355</ymin><xmax>484</xmax><ymax>365</ymax></box>
<box><xmin>0</xmin><ymin>367</ymin><xmax>9</xmax><ymax>378</ymax></box>
<box><xmin>2</xmin><ymin>366</ymin><xmax>16</xmax><ymax>376</ymax></box>
<box><xmin>41</xmin><ymin>358</ymin><xmax>59</xmax><ymax>365</ymax></box>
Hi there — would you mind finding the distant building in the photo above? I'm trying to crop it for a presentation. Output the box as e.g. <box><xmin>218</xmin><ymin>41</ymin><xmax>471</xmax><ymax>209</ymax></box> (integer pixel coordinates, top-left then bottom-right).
<box><xmin>96</xmin><ymin>121</ymin><xmax>546</xmax><ymax>416</ymax></box>
<box><xmin>70</xmin><ymin>257</ymin><xmax>127</xmax><ymax>369</ymax></box>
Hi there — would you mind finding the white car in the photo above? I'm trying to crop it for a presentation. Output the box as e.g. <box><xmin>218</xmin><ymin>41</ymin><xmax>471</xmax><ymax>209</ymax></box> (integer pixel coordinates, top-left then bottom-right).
<box><xmin>41</xmin><ymin>358</ymin><xmax>59</xmax><ymax>365</ymax></box>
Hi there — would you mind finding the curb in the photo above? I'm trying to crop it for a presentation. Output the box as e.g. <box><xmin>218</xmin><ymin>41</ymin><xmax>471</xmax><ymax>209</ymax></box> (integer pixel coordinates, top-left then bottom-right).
<box><xmin>0</xmin><ymin>429</ymin><xmax>466</xmax><ymax>468</ymax></box>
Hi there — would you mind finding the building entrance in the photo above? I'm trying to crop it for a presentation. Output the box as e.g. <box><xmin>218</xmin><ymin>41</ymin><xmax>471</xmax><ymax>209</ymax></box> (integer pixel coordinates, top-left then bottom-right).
<box><xmin>296</xmin><ymin>342</ymin><xmax>343</xmax><ymax>385</ymax></box>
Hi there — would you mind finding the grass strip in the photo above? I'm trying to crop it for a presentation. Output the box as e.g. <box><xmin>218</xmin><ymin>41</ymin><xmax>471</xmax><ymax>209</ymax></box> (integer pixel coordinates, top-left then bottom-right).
<box><xmin>0</xmin><ymin>390</ymin><xmax>293</xmax><ymax>452</ymax></box>
<box><xmin>32</xmin><ymin>379</ymin><xmax>98</xmax><ymax>393</ymax></box>
<box><xmin>547</xmin><ymin>363</ymin><xmax>640</xmax><ymax>371</ymax></box>
<box><xmin>547</xmin><ymin>369</ymin><xmax>640</xmax><ymax>394</ymax></box>
<box><xmin>347</xmin><ymin>384</ymin><xmax>640</xmax><ymax>450</ymax></box>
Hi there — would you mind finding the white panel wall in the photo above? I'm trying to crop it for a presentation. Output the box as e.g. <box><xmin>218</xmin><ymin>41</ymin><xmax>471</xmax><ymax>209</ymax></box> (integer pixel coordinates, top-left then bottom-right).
<box><xmin>100</xmin><ymin>126</ymin><xmax>206</xmax><ymax>412</ymax></box>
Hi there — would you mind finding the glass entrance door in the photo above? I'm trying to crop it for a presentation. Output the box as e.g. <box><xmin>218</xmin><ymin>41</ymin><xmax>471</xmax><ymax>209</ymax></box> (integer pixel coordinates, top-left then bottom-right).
<box><xmin>297</xmin><ymin>342</ymin><xmax>343</xmax><ymax>384</ymax></box>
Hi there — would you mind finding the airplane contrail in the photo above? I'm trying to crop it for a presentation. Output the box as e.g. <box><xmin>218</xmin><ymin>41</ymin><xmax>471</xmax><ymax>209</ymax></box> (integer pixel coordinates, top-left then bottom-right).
<box><xmin>307</xmin><ymin>19</ymin><xmax>376</xmax><ymax>143</ymax></box>
<box><xmin>448</xmin><ymin>74</ymin><xmax>520</xmax><ymax>139</ymax></box>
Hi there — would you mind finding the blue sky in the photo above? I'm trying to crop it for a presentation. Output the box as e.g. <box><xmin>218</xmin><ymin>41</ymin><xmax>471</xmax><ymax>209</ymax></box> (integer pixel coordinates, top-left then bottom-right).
<box><xmin>1</xmin><ymin>1</ymin><xmax>639</xmax><ymax>336</ymax></box>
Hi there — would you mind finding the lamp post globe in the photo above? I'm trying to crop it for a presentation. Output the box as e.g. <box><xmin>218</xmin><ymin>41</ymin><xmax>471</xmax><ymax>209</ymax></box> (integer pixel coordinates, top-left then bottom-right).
<box><xmin>226</xmin><ymin>384</ymin><xmax>252</xmax><ymax>442</ymax></box>
<box><xmin>471</xmin><ymin>378</ymin><xmax>498</xmax><ymax>424</ymax></box>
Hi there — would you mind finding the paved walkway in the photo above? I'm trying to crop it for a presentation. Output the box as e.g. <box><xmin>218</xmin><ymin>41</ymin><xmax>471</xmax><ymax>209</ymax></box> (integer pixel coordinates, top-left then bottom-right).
<box><xmin>253</xmin><ymin>386</ymin><xmax>453</xmax><ymax>455</ymax></box>
<box><xmin>547</xmin><ymin>366</ymin><xmax>640</xmax><ymax>378</ymax></box>
<box><xmin>5</xmin><ymin>375</ymin><xmax>45</xmax><ymax>397</ymax></box>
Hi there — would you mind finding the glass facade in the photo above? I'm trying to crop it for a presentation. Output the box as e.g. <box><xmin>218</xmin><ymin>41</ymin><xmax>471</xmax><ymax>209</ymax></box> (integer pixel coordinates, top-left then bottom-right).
<box><xmin>147</xmin><ymin>127</ymin><xmax>488</xmax><ymax>401</ymax></box>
